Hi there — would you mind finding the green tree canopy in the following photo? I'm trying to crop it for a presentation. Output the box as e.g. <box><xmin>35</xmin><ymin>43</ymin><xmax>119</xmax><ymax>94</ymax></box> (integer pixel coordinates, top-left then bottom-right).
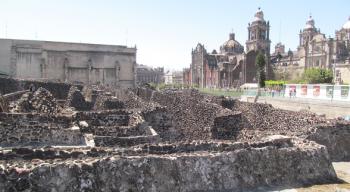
<box><xmin>302</xmin><ymin>68</ymin><xmax>333</xmax><ymax>84</ymax></box>
<box><xmin>255</xmin><ymin>53</ymin><xmax>266</xmax><ymax>88</ymax></box>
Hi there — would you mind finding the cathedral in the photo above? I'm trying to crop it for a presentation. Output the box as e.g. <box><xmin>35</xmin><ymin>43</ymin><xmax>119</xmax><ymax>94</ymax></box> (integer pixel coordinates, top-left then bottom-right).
<box><xmin>272</xmin><ymin>16</ymin><xmax>350</xmax><ymax>84</ymax></box>
<box><xmin>185</xmin><ymin>8</ymin><xmax>350</xmax><ymax>88</ymax></box>
<box><xmin>184</xmin><ymin>8</ymin><xmax>271</xmax><ymax>88</ymax></box>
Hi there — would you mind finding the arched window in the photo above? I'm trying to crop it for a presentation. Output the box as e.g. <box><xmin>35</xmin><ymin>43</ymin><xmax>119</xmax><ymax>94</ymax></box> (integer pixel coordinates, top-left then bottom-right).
<box><xmin>115</xmin><ymin>61</ymin><xmax>120</xmax><ymax>71</ymax></box>
<box><xmin>88</xmin><ymin>59</ymin><xmax>93</xmax><ymax>70</ymax></box>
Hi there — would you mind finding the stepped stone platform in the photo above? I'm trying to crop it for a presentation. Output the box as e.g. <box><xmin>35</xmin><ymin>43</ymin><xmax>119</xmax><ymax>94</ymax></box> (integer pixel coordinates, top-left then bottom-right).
<box><xmin>0</xmin><ymin>78</ymin><xmax>349</xmax><ymax>191</ymax></box>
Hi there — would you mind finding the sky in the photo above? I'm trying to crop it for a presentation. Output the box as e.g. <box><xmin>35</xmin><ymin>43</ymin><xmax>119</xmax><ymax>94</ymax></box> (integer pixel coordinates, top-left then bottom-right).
<box><xmin>0</xmin><ymin>0</ymin><xmax>349</xmax><ymax>71</ymax></box>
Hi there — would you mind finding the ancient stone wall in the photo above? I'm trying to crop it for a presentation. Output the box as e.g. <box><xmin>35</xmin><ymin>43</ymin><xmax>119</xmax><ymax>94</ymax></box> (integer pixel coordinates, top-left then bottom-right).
<box><xmin>94</xmin><ymin>134</ymin><xmax>160</xmax><ymax>147</ymax></box>
<box><xmin>217</xmin><ymin>98</ymin><xmax>350</xmax><ymax>161</ymax></box>
<box><xmin>10</xmin><ymin>87</ymin><xmax>61</xmax><ymax>114</ymax></box>
<box><xmin>0</xmin><ymin>113</ymin><xmax>84</xmax><ymax>147</ymax></box>
<box><xmin>0</xmin><ymin>138</ymin><xmax>337</xmax><ymax>192</ymax></box>
<box><xmin>76</xmin><ymin>110</ymin><xmax>131</xmax><ymax>127</ymax></box>
<box><xmin>307</xmin><ymin>122</ymin><xmax>350</xmax><ymax>161</ymax></box>
<box><xmin>142</xmin><ymin>107</ymin><xmax>179</xmax><ymax>141</ymax></box>
<box><xmin>0</xmin><ymin>77</ymin><xmax>81</xmax><ymax>100</ymax></box>
<box><xmin>65</xmin><ymin>86</ymin><xmax>93</xmax><ymax>111</ymax></box>
<box><xmin>75</xmin><ymin>110</ymin><xmax>155</xmax><ymax>147</ymax></box>
<box><xmin>212</xmin><ymin>112</ymin><xmax>242</xmax><ymax>139</ymax></box>
<box><xmin>138</xmin><ymin>89</ymin><xmax>236</xmax><ymax>141</ymax></box>
<box><xmin>214</xmin><ymin>99</ymin><xmax>326</xmax><ymax>141</ymax></box>
<box><xmin>0</xmin><ymin>84</ymin><xmax>348</xmax><ymax>191</ymax></box>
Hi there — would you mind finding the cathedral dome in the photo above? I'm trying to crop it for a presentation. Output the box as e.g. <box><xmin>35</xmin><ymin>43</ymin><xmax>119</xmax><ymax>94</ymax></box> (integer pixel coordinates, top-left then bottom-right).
<box><xmin>342</xmin><ymin>16</ymin><xmax>350</xmax><ymax>29</ymax></box>
<box><xmin>304</xmin><ymin>15</ymin><xmax>315</xmax><ymax>29</ymax></box>
<box><xmin>253</xmin><ymin>7</ymin><xmax>265</xmax><ymax>22</ymax></box>
<box><xmin>221</xmin><ymin>33</ymin><xmax>244</xmax><ymax>54</ymax></box>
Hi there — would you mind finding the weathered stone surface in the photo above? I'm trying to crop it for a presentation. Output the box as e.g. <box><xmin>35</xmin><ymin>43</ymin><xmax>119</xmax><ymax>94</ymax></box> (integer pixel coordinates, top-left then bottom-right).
<box><xmin>0</xmin><ymin>77</ymin><xmax>78</xmax><ymax>100</ymax></box>
<box><xmin>0</xmin><ymin>94</ymin><xmax>8</xmax><ymax>112</ymax></box>
<box><xmin>0</xmin><ymin>138</ymin><xmax>337</xmax><ymax>192</ymax></box>
<box><xmin>1</xmin><ymin>82</ymin><xmax>350</xmax><ymax>191</ymax></box>
<box><xmin>65</xmin><ymin>86</ymin><xmax>93</xmax><ymax>111</ymax></box>
<box><xmin>10</xmin><ymin>87</ymin><xmax>60</xmax><ymax>114</ymax></box>
<box><xmin>0</xmin><ymin>113</ymin><xmax>84</xmax><ymax>147</ymax></box>
<box><xmin>138</xmin><ymin>88</ymin><xmax>236</xmax><ymax>141</ymax></box>
<box><xmin>307</xmin><ymin>122</ymin><xmax>350</xmax><ymax>161</ymax></box>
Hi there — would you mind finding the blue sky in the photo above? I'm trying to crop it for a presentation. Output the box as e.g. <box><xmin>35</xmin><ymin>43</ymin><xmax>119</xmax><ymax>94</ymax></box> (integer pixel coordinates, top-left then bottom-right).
<box><xmin>0</xmin><ymin>0</ymin><xmax>349</xmax><ymax>70</ymax></box>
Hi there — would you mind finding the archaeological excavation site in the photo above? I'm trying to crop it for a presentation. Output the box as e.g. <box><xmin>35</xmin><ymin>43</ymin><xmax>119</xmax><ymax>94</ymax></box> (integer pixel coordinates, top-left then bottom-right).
<box><xmin>0</xmin><ymin>77</ymin><xmax>349</xmax><ymax>192</ymax></box>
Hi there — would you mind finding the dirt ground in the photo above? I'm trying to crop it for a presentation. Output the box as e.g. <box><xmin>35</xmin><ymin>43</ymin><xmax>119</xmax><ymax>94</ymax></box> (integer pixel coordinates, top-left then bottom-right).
<box><xmin>279</xmin><ymin>162</ymin><xmax>350</xmax><ymax>192</ymax></box>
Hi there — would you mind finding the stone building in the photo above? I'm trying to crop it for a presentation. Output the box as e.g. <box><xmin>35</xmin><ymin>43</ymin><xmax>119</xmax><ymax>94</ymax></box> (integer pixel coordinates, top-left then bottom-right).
<box><xmin>164</xmin><ymin>71</ymin><xmax>173</xmax><ymax>85</ymax></box>
<box><xmin>272</xmin><ymin>16</ymin><xmax>350</xmax><ymax>83</ymax></box>
<box><xmin>183</xmin><ymin>68</ymin><xmax>191</xmax><ymax>85</ymax></box>
<box><xmin>136</xmin><ymin>64</ymin><xmax>164</xmax><ymax>85</ymax></box>
<box><xmin>187</xmin><ymin>8</ymin><xmax>271</xmax><ymax>88</ymax></box>
<box><xmin>172</xmin><ymin>71</ymin><xmax>183</xmax><ymax>85</ymax></box>
<box><xmin>0</xmin><ymin>39</ymin><xmax>137</xmax><ymax>88</ymax></box>
<box><xmin>163</xmin><ymin>71</ymin><xmax>183</xmax><ymax>85</ymax></box>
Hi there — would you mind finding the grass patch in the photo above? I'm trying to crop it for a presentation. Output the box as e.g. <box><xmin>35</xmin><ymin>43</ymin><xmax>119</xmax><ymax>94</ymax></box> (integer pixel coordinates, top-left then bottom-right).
<box><xmin>198</xmin><ymin>88</ymin><xmax>243</xmax><ymax>97</ymax></box>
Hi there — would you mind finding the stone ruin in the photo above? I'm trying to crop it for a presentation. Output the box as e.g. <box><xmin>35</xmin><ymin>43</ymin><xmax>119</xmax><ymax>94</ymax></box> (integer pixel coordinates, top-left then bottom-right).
<box><xmin>0</xmin><ymin>77</ymin><xmax>349</xmax><ymax>191</ymax></box>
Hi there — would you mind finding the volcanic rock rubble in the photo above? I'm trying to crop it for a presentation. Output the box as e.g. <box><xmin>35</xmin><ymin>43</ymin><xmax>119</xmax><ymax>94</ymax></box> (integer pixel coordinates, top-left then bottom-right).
<box><xmin>9</xmin><ymin>87</ymin><xmax>60</xmax><ymax>114</ymax></box>
<box><xmin>0</xmin><ymin>80</ymin><xmax>349</xmax><ymax>192</ymax></box>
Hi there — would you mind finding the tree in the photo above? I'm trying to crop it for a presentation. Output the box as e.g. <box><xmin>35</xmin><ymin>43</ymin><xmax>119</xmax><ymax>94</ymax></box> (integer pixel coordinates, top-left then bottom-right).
<box><xmin>255</xmin><ymin>53</ymin><xmax>266</xmax><ymax>88</ymax></box>
<box><xmin>302</xmin><ymin>68</ymin><xmax>333</xmax><ymax>84</ymax></box>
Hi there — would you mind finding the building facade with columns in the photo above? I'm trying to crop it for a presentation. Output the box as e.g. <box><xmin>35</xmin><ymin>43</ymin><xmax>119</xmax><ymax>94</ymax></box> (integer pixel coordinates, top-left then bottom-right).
<box><xmin>0</xmin><ymin>39</ymin><xmax>137</xmax><ymax>88</ymax></box>
<box><xmin>187</xmin><ymin>8</ymin><xmax>271</xmax><ymax>88</ymax></box>
<box><xmin>136</xmin><ymin>64</ymin><xmax>164</xmax><ymax>85</ymax></box>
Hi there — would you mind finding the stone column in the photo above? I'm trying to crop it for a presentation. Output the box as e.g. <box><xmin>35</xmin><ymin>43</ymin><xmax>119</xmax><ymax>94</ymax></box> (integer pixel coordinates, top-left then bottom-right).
<box><xmin>40</xmin><ymin>58</ymin><xmax>46</xmax><ymax>78</ymax></box>
<box><xmin>10</xmin><ymin>46</ymin><xmax>17</xmax><ymax>77</ymax></box>
<box><xmin>115</xmin><ymin>61</ymin><xmax>120</xmax><ymax>87</ymax></box>
<box><xmin>88</xmin><ymin>59</ymin><xmax>92</xmax><ymax>85</ymax></box>
<box><xmin>63</xmin><ymin>58</ymin><xmax>69</xmax><ymax>82</ymax></box>
<box><xmin>40</xmin><ymin>51</ymin><xmax>47</xmax><ymax>78</ymax></box>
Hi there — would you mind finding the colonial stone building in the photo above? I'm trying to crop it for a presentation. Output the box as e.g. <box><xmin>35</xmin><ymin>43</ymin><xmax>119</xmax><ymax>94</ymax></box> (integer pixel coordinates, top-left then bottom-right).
<box><xmin>186</xmin><ymin>8</ymin><xmax>271</xmax><ymax>88</ymax></box>
<box><xmin>272</xmin><ymin>16</ymin><xmax>350</xmax><ymax>83</ymax></box>
<box><xmin>0</xmin><ymin>39</ymin><xmax>137</xmax><ymax>88</ymax></box>
<box><xmin>172</xmin><ymin>71</ymin><xmax>183</xmax><ymax>85</ymax></box>
<box><xmin>136</xmin><ymin>64</ymin><xmax>164</xmax><ymax>85</ymax></box>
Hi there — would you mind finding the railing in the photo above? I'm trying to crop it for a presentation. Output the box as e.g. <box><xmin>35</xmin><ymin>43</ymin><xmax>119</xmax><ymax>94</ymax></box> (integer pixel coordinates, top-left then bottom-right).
<box><xmin>198</xmin><ymin>88</ymin><xmax>244</xmax><ymax>98</ymax></box>
<box><xmin>243</xmin><ymin>89</ymin><xmax>285</xmax><ymax>97</ymax></box>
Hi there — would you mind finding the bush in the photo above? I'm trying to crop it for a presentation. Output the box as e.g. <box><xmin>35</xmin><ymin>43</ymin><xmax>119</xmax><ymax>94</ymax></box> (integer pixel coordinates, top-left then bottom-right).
<box><xmin>301</xmin><ymin>68</ymin><xmax>333</xmax><ymax>84</ymax></box>
<box><xmin>265</xmin><ymin>80</ymin><xmax>286</xmax><ymax>88</ymax></box>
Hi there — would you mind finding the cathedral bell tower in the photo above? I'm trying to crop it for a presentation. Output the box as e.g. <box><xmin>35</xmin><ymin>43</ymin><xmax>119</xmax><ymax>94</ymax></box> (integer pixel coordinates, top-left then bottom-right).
<box><xmin>244</xmin><ymin>8</ymin><xmax>272</xmax><ymax>83</ymax></box>
<box><xmin>246</xmin><ymin>7</ymin><xmax>271</xmax><ymax>54</ymax></box>
<box><xmin>299</xmin><ymin>15</ymin><xmax>318</xmax><ymax>47</ymax></box>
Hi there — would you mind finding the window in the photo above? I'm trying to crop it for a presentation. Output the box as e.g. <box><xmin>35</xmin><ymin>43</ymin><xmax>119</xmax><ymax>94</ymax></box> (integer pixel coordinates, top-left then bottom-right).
<box><xmin>315</xmin><ymin>60</ymin><xmax>320</xmax><ymax>66</ymax></box>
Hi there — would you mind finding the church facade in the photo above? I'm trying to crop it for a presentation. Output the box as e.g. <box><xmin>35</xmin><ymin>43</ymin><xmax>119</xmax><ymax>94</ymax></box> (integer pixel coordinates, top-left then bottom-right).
<box><xmin>272</xmin><ymin>16</ymin><xmax>350</xmax><ymax>84</ymax></box>
<box><xmin>0</xmin><ymin>39</ymin><xmax>137</xmax><ymax>88</ymax></box>
<box><xmin>186</xmin><ymin>9</ymin><xmax>350</xmax><ymax>87</ymax></box>
<box><xmin>186</xmin><ymin>8</ymin><xmax>271</xmax><ymax>88</ymax></box>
